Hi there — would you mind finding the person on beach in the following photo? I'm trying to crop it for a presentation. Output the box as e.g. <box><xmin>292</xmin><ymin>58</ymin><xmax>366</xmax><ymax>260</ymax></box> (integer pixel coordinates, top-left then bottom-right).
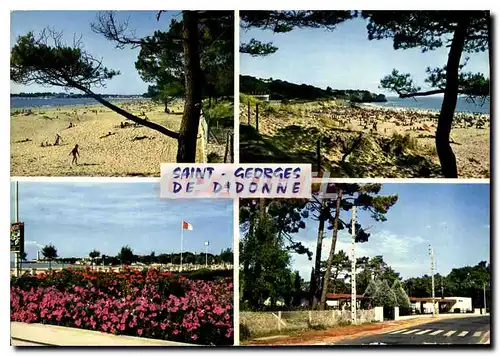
<box><xmin>54</xmin><ymin>134</ymin><xmax>62</xmax><ymax>146</ymax></box>
<box><xmin>70</xmin><ymin>144</ymin><xmax>79</xmax><ymax>165</ymax></box>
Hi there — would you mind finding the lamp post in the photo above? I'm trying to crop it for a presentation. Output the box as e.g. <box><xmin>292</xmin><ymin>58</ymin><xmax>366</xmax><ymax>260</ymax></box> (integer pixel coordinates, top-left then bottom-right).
<box><xmin>428</xmin><ymin>245</ymin><xmax>436</xmax><ymax>316</ymax></box>
<box><xmin>350</xmin><ymin>206</ymin><xmax>357</xmax><ymax>325</ymax></box>
<box><xmin>205</xmin><ymin>241</ymin><xmax>209</xmax><ymax>268</ymax></box>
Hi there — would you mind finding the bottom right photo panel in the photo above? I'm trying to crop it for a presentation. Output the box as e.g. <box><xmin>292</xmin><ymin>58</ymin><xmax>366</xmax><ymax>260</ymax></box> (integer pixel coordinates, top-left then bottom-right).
<box><xmin>239</xmin><ymin>183</ymin><xmax>490</xmax><ymax>346</ymax></box>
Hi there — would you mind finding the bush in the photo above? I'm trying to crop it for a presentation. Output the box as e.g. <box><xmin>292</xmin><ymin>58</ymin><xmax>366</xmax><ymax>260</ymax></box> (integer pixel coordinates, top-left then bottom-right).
<box><xmin>240</xmin><ymin>323</ymin><xmax>251</xmax><ymax>341</ymax></box>
<box><xmin>10</xmin><ymin>267</ymin><xmax>233</xmax><ymax>345</ymax></box>
<box><xmin>180</xmin><ymin>268</ymin><xmax>232</xmax><ymax>282</ymax></box>
<box><xmin>207</xmin><ymin>152</ymin><xmax>222</xmax><ymax>163</ymax></box>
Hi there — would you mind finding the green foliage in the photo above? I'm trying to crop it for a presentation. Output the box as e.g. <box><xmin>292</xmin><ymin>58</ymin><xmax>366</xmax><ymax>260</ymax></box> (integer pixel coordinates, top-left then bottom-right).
<box><xmin>364</xmin><ymin>11</ymin><xmax>490</xmax><ymax>99</ymax></box>
<box><xmin>207</xmin><ymin>152</ymin><xmax>221</xmax><ymax>163</ymax></box>
<box><xmin>41</xmin><ymin>244</ymin><xmax>58</xmax><ymax>261</ymax></box>
<box><xmin>240</xmin><ymin>199</ymin><xmax>311</xmax><ymax>258</ymax></box>
<box><xmin>240</xmin><ymin>11</ymin><xmax>354</xmax><ymax>56</ymax></box>
<box><xmin>240</xmin><ymin>206</ymin><xmax>295</xmax><ymax>309</ymax></box>
<box><xmin>11</xmin><ymin>30</ymin><xmax>119</xmax><ymax>89</ymax></box>
<box><xmin>179</xmin><ymin>268</ymin><xmax>232</xmax><ymax>281</ymax></box>
<box><xmin>372</xmin><ymin>279</ymin><xmax>397</xmax><ymax>308</ymax></box>
<box><xmin>240</xmin><ymin>39</ymin><xmax>278</xmax><ymax>56</ymax></box>
<box><xmin>363</xmin><ymin>279</ymin><xmax>379</xmax><ymax>298</ymax></box>
<box><xmin>89</xmin><ymin>250</ymin><xmax>101</xmax><ymax>260</ymax></box>
<box><xmin>392</xmin><ymin>279</ymin><xmax>411</xmax><ymax>308</ymax></box>
<box><xmin>117</xmin><ymin>245</ymin><xmax>135</xmax><ymax>265</ymax></box>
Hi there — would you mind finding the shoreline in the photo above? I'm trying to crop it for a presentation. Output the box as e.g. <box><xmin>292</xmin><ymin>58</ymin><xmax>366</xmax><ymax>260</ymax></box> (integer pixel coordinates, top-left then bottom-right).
<box><xmin>11</xmin><ymin>98</ymin><xmax>150</xmax><ymax>111</ymax></box>
<box><xmin>357</xmin><ymin>101</ymin><xmax>490</xmax><ymax>118</ymax></box>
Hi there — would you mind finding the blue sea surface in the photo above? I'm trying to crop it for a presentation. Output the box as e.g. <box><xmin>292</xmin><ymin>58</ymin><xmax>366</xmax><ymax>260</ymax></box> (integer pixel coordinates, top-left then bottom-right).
<box><xmin>11</xmin><ymin>97</ymin><xmax>144</xmax><ymax>109</ymax></box>
<box><xmin>375</xmin><ymin>96</ymin><xmax>490</xmax><ymax>114</ymax></box>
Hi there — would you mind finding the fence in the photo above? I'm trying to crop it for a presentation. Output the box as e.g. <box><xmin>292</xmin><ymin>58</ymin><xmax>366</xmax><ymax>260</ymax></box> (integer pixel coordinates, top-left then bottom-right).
<box><xmin>200</xmin><ymin>115</ymin><xmax>208</xmax><ymax>163</ymax></box>
<box><xmin>240</xmin><ymin>309</ymin><xmax>377</xmax><ymax>338</ymax></box>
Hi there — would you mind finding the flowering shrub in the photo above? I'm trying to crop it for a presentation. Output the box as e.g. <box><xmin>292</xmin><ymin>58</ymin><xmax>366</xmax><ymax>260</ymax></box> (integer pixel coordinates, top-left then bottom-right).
<box><xmin>11</xmin><ymin>267</ymin><xmax>233</xmax><ymax>345</ymax></box>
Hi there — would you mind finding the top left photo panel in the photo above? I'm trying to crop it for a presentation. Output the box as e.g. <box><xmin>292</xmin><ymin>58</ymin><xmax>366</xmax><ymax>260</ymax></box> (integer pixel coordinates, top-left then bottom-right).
<box><xmin>10</xmin><ymin>10</ymin><xmax>235</xmax><ymax>177</ymax></box>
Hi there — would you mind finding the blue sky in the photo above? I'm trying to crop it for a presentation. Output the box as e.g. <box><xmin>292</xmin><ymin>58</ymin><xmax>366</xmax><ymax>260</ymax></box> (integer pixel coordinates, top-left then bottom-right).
<box><xmin>10</xmin><ymin>11</ymin><xmax>181</xmax><ymax>95</ymax></box>
<box><xmin>10</xmin><ymin>182</ymin><xmax>233</xmax><ymax>259</ymax></box>
<box><xmin>240</xmin><ymin>17</ymin><xmax>490</xmax><ymax>95</ymax></box>
<box><xmin>278</xmin><ymin>183</ymin><xmax>490</xmax><ymax>280</ymax></box>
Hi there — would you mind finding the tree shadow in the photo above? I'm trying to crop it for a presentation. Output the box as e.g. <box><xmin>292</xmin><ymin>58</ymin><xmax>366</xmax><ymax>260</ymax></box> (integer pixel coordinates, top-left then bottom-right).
<box><xmin>240</xmin><ymin>124</ymin><xmax>442</xmax><ymax>178</ymax></box>
<box><xmin>77</xmin><ymin>163</ymin><xmax>100</xmax><ymax>167</ymax></box>
<box><xmin>239</xmin><ymin>124</ymin><xmax>317</xmax><ymax>165</ymax></box>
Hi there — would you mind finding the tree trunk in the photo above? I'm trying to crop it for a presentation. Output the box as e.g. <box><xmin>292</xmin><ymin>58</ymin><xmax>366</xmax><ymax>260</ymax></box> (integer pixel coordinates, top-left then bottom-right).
<box><xmin>319</xmin><ymin>186</ymin><xmax>343</xmax><ymax>310</ymax></box>
<box><xmin>71</xmin><ymin>81</ymin><xmax>179</xmax><ymax>139</ymax></box>
<box><xmin>436</xmin><ymin>18</ymin><xmax>469</xmax><ymax>178</ymax></box>
<box><xmin>177</xmin><ymin>11</ymin><xmax>202</xmax><ymax>162</ymax></box>
<box><xmin>311</xmin><ymin>199</ymin><xmax>327</xmax><ymax>309</ymax></box>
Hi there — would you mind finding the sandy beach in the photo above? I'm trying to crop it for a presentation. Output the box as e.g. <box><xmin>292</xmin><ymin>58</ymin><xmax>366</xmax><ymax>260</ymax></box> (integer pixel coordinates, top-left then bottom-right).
<box><xmin>11</xmin><ymin>100</ymin><xmax>205</xmax><ymax>177</ymax></box>
<box><xmin>241</xmin><ymin>100</ymin><xmax>490</xmax><ymax>178</ymax></box>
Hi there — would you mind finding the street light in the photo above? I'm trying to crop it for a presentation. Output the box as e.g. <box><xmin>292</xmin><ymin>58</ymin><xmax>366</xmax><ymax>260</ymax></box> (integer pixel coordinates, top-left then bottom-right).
<box><xmin>204</xmin><ymin>241</ymin><xmax>209</xmax><ymax>268</ymax></box>
<box><xmin>428</xmin><ymin>245</ymin><xmax>436</xmax><ymax>316</ymax></box>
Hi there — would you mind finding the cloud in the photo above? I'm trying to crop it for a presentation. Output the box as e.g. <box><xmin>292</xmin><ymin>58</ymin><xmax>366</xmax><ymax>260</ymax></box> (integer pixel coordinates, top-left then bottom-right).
<box><xmin>290</xmin><ymin>230</ymin><xmax>429</xmax><ymax>281</ymax></box>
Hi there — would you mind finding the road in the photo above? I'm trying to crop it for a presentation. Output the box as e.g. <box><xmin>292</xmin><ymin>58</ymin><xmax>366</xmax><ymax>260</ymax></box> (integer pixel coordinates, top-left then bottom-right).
<box><xmin>333</xmin><ymin>316</ymin><xmax>490</xmax><ymax>345</ymax></box>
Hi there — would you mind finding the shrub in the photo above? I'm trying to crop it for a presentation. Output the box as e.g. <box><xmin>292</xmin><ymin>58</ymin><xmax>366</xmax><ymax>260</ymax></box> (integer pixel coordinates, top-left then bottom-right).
<box><xmin>10</xmin><ymin>267</ymin><xmax>233</xmax><ymax>345</ymax></box>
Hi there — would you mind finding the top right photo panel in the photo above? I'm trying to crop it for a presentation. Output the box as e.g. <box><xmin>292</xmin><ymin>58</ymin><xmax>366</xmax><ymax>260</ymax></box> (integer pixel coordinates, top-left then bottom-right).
<box><xmin>239</xmin><ymin>11</ymin><xmax>490</xmax><ymax>179</ymax></box>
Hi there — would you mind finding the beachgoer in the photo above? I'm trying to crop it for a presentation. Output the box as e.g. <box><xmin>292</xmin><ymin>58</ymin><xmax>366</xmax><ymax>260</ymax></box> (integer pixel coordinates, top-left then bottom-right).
<box><xmin>70</xmin><ymin>144</ymin><xmax>80</xmax><ymax>165</ymax></box>
<box><xmin>54</xmin><ymin>134</ymin><xmax>62</xmax><ymax>146</ymax></box>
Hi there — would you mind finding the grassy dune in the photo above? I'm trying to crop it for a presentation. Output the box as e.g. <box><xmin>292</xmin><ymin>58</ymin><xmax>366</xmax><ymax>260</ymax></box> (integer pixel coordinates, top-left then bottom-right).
<box><xmin>11</xmin><ymin>100</ymin><xmax>204</xmax><ymax>177</ymax></box>
<box><xmin>240</xmin><ymin>99</ymin><xmax>490</xmax><ymax>178</ymax></box>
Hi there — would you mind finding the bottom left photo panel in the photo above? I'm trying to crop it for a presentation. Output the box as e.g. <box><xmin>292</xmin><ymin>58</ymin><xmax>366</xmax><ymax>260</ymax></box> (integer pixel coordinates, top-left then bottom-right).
<box><xmin>10</xmin><ymin>181</ymin><xmax>235</xmax><ymax>346</ymax></box>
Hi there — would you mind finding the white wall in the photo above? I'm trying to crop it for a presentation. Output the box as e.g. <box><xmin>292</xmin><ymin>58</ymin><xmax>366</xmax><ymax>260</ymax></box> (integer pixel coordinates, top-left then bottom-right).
<box><xmin>447</xmin><ymin>297</ymin><xmax>472</xmax><ymax>311</ymax></box>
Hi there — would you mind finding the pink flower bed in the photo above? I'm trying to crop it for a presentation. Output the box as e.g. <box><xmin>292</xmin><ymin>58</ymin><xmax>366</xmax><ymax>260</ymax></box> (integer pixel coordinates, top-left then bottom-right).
<box><xmin>11</xmin><ymin>268</ymin><xmax>233</xmax><ymax>345</ymax></box>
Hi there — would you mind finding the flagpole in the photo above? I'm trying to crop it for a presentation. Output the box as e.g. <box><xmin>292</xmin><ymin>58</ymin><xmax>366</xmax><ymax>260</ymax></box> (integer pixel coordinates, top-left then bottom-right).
<box><xmin>180</xmin><ymin>221</ymin><xmax>183</xmax><ymax>273</ymax></box>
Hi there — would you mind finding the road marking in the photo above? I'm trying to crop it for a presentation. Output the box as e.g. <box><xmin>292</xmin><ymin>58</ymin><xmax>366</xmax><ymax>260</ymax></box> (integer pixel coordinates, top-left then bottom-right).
<box><xmin>390</xmin><ymin>329</ymin><xmax>408</xmax><ymax>334</ymax></box>
<box><xmin>429</xmin><ymin>330</ymin><xmax>444</xmax><ymax>336</ymax></box>
<box><xmin>458</xmin><ymin>331</ymin><xmax>469</xmax><ymax>337</ymax></box>
<box><xmin>444</xmin><ymin>330</ymin><xmax>457</xmax><ymax>337</ymax></box>
<box><xmin>473</xmin><ymin>331</ymin><xmax>482</xmax><ymax>337</ymax></box>
<box><xmin>416</xmin><ymin>329</ymin><xmax>432</xmax><ymax>335</ymax></box>
<box><xmin>402</xmin><ymin>329</ymin><xmax>420</xmax><ymax>335</ymax></box>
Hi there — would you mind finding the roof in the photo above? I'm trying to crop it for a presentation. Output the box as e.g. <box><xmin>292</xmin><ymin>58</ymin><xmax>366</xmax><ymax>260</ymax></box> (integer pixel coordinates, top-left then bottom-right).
<box><xmin>409</xmin><ymin>297</ymin><xmax>457</xmax><ymax>303</ymax></box>
<box><xmin>327</xmin><ymin>293</ymin><xmax>370</xmax><ymax>300</ymax></box>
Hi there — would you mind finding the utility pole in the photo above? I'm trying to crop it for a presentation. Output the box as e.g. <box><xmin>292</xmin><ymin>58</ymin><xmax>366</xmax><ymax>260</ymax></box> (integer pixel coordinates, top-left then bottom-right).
<box><xmin>351</xmin><ymin>205</ymin><xmax>357</xmax><ymax>325</ymax></box>
<box><xmin>180</xmin><ymin>221</ymin><xmax>183</xmax><ymax>273</ymax></box>
<box><xmin>14</xmin><ymin>181</ymin><xmax>20</xmax><ymax>277</ymax></box>
<box><xmin>429</xmin><ymin>245</ymin><xmax>436</xmax><ymax>316</ymax></box>
<box><xmin>483</xmin><ymin>282</ymin><xmax>487</xmax><ymax>314</ymax></box>
<box><xmin>205</xmin><ymin>241</ymin><xmax>209</xmax><ymax>268</ymax></box>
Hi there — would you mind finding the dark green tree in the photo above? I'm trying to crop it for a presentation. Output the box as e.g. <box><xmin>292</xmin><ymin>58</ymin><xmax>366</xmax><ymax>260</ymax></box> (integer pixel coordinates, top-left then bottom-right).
<box><xmin>89</xmin><ymin>249</ymin><xmax>101</xmax><ymax>268</ymax></box>
<box><xmin>316</xmin><ymin>183</ymin><xmax>398</xmax><ymax>310</ymax></box>
<box><xmin>372</xmin><ymin>279</ymin><xmax>397</xmax><ymax>308</ymax></box>
<box><xmin>10</xmin><ymin>28</ymin><xmax>180</xmax><ymax>141</ymax></box>
<box><xmin>363</xmin><ymin>279</ymin><xmax>379</xmax><ymax>298</ymax></box>
<box><xmin>320</xmin><ymin>250</ymin><xmax>350</xmax><ymax>294</ymax></box>
<box><xmin>392</xmin><ymin>279</ymin><xmax>411</xmax><ymax>308</ymax></box>
<box><xmin>41</xmin><ymin>244</ymin><xmax>58</xmax><ymax>270</ymax></box>
<box><xmin>362</xmin><ymin>11</ymin><xmax>490</xmax><ymax>177</ymax></box>
<box><xmin>240</xmin><ymin>11</ymin><xmax>353</xmax><ymax>56</ymax></box>
<box><xmin>20</xmin><ymin>251</ymin><xmax>28</xmax><ymax>261</ymax></box>
<box><xmin>240</xmin><ymin>200</ymin><xmax>294</xmax><ymax>309</ymax></box>
<box><xmin>117</xmin><ymin>245</ymin><xmax>135</xmax><ymax>266</ymax></box>
<box><xmin>291</xmin><ymin>271</ymin><xmax>304</xmax><ymax>307</ymax></box>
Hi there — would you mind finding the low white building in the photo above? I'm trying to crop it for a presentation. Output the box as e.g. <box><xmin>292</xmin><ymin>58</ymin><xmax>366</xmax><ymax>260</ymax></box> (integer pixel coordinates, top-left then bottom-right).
<box><xmin>410</xmin><ymin>296</ymin><xmax>473</xmax><ymax>314</ymax></box>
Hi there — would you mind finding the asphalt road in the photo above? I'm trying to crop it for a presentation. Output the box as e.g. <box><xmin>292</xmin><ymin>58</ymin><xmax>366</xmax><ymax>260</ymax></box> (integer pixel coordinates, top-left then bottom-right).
<box><xmin>333</xmin><ymin>316</ymin><xmax>490</xmax><ymax>345</ymax></box>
